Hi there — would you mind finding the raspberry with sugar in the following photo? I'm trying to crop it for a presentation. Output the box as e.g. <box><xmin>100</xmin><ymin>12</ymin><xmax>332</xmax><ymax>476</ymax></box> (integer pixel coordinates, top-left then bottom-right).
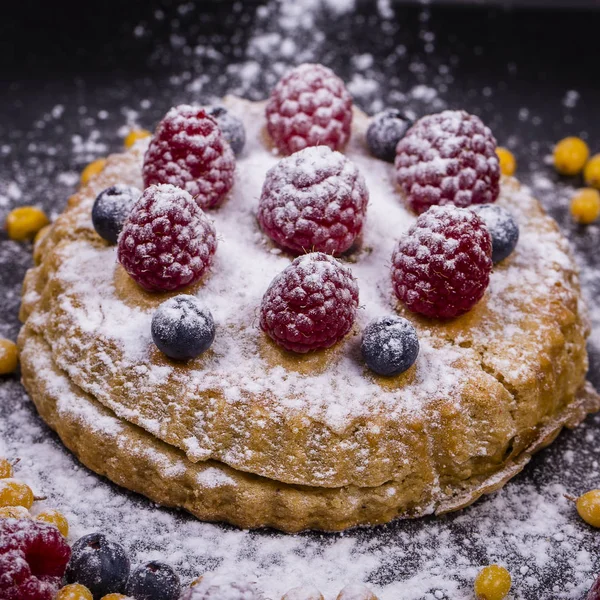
<box><xmin>395</xmin><ymin>110</ymin><xmax>500</xmax><ymax>215</ymax></box>
<box><xmin>258</xmin><ymin>146</ymin><xmax>369</xmax><ymax>255</ymax></box>
<box><xmin>260</xmin><ymin>252</ymin><xmax>359</xmax><ymax>353</ymax></box>
<box><xmin>143</xmin><ymin>105</ymin><xmax>235</xmax><ymax>209</ymax></box>
<box><xmin>391</xmin><ymin>205</ymin><xmax>492</xmax><ymax>319</ymax></box>
<box><xmin>0</xmin><ymin>518</ymin><xmax>71</xmax><ymax>600</ymax></box>
<box><xmin>117</xmin><ymin>184</ymin><xmax>217</xmax><ymax>292</ymax></box>
<box><xmin>266</xmin><ymin>63</ymin><xmax>353</xmax><ymax>155</ymax></box>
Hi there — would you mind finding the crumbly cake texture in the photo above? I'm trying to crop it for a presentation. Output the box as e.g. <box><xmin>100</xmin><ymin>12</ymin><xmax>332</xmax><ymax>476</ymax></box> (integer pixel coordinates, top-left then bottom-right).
<box><xmin>18</xmin><ymin>97</ymin><xmax>598</xmax><ymax>532</ymax></box>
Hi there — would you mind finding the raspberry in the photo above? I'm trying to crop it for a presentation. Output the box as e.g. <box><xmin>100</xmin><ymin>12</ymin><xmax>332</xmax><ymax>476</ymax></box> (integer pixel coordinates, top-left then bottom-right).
<box><xmin>266</xmin><ymin>63</ymin><xmax>353</xmax><ymax>155</ymax></box>
<box><xmin>117</xmin><ymin>184</ymin><xmax>217</xmax><ymax>292</ymax></box>
<box><xmin>143</xmin><ymin>105</ymin><xmax>235</xmax><ymax>209</ymax></box>
<box><xmin>258</xmin><ymin>146</ymin><xmax>368</xmax><ymax>255</ymax></box>
<box><xmin>0</xmin><ymin>518</ymin><xmax>71</xmax><ymax>600</ymax></box>
<box><xmin>391</xmin><ymin>206</ymin><xmax>492</xmax><ymax>319</ymax></box>
<box><xmin>260</xmin><ymin>252</ymin><xmax>359</xmax><ymax>353</ymax></box>
<box><xmin>395</xmin><ymin>110</ymin><xmax>500</xmax><ymax>215</ymax></box>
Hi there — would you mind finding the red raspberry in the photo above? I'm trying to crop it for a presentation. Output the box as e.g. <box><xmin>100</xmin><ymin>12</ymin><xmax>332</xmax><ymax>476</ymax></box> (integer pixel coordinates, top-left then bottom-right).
<box><xmin>266</xmin><ymin>63</ymin><xmax>353</xmax><ymax>155</ymax></box>
<box><xmin>258</xmin><ymin>146</ymin><xmax>369</xmax><ymax>256</ymax></box>
<box><xmin>0</xmin><ymin>518</ymin><xmax>71</xmax><ymax>600</ymax></box>
<box><xmin>143</xmin><ymin>105</ymin><xmax>235</xmax><ymax>209</ymax></box>
<box><xmin>391</xmin><ymin>206</ymin><xmax>492</xmax><ymax>319</ymax></box>
<box><xmin>118</xmin><ymin>184</ymin><xmax>217</xmax><ymax>292</ymax></box>
<box><xmin>260</xmin><ymin>252</ymin><xmax>359</xmax><ymax>353</ymax></box>
<box><xmin>395</xmin><ymin>110</ymin><xmax>500</xmax><ymax>215</ymax></box>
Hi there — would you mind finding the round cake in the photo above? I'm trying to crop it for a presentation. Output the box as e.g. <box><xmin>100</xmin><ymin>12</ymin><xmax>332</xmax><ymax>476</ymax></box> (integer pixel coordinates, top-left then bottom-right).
<box><xmin>18</xmin><ymin>94</ymin><xmax>599</xmax><ymax>532</ymax></box>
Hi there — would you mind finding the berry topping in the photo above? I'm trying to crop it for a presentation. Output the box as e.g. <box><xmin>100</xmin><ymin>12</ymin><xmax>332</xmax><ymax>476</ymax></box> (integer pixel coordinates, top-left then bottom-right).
<box><xmin>395</xmin><ymin>110</ymin><xmax>500</xmax><ymax>215</ymax></box>
<box><xmin>0</xmin><ymin>457</ymin><xmax>15</xmax><ymax>478</ymax></box>
<box><xmin>366</xmin><ymin>109</ymin><xmax>412</xmax><ymax>162</ymax></box>
<box><xmin>0</xmin><ymin>338</ymin><xmax>18</xmax><ymax>375</ymax></box>
<box><xmin>471</xmin><ymin>204</ymin><xmax>519</xmax><ymax>263</ymax></box>
<box><xmin>576</xmin><ymin>489</ymin><xmax>600</xmax><ymax>528</ymax></box>
<box><xmin>151</xmin><ymin>295</ymin><xmax>215</xmax><ymax>361</ymax></box>
<box><xmin>570</xmin><ymin>188</ymin><xmax>600</xmax><ymax>225</ymax></box>
<box><xmin>266</xmin><ymin>63</ymin><xmax>353</xmax><ymax>155</ymax></box>
<box><xmin>181</xmin><ymin>573</ymin><xmax>264</xmax><ymax>600</ymax></box>
<box><xmin>0</xmin><ymin>505</ymin><xmax>30</xmax><ymax>519</ymax></box>
<box><xmin>495</xmin><ymin>147</ymin><xmax>516</xmax><ymax>176</ymax></box>
<box><xmin>336</xmin><ymin>584</ymin><xmax>379</xmax><ymax>600</ymax></box>
<box><xmin>553</xmin><ymin>136</ymin><xmax>589</xmax><ymax>176</ymax></box>
<box><xmin>5</xmin><ymin>206</ymin><xmax>49</xmax><ymax>241</ymax></box>
<box><xmin>36</xmin><ymin>509</ymin><xmax>69</xmax><ymax>538</ymax></box>
<box><xmin>260</xmin><ymin>252</ymin><xmax>359</xmax><ymax>353</ymax></box>
<box><xmin>0</xmin><ymin>518</ymin><xmax>71</xmax><ymax>600</ymax></box>
<box><xmin>143</xmin><ymin>105</ymin><xmax>235</xmax><ymax>209</ymax></box>
<box><xmin>207</xmin><ymin>106</ymin><xmax>246</xmax><ymax>156</ymax></box>
<box><xmin>81</xmin><ymin>158</ymin><xmax>106</xmax><ymax>185</ymax></box>
<box><xmin>0</xmin><ymin>478</ymin><xmax>35</xmax><ymax>508</ymax></box>
<box><xmin>391</xmin><ymin>206</ymin><xmax>492</xmax><ymax>319</ymax></box>
<box><xmin>282</xmin><ymin>585</ymin><xmax>324</xmax><ymax>600</ymax></box>
<box><xmin>117</xmin><ymin>184</ymin><xmax>217</xmax><ymax>292</ymax></box>
<box><xmin>361</xmin><ymin>316</ymin><xmax>419</xmax><ymax>377</ymax></box>
<box><xmin>65</xmin><ymin>533</ymin><xmax>130</xmax><ymax>598</ymax></box>
<box><xmin>584</xmin><ymin>153</ymin><xmax>600</xmax><ymax>189</ymax></box>
<box><xmin>92</xmin><ymin>185</ymin><xmax>141</xmax><ymax>244</ymax></box>
<box><xmin>56</xmin><ymin>583</ymin><xmax>93</xmax><ymax>600</ymax></box>
<box><xmin>258</xmin><ymin>146</ymin><xmax>369</xmax><ymax>256</ymax></box>
<box><xmin>125</xmin><ymin>561</ymin><xmax>181</xmax><ymax>600</ymax></box>
<box><xmin>124</xmin><ymin>129</ymin><xmax>151</xmax><ymax>149</ymax></box>
<box><xmin>473</xmin><ymin>565</ymin><xmax>511</xmax><ymax>600</ymax></box>
<box><xmin>588</xmin><ymin>576</ymin><xmax>600</xmax><ymax>600</ymax></box>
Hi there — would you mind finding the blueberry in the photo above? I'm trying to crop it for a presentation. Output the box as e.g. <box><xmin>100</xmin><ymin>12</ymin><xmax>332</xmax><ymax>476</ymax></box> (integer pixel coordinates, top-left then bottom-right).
<box><xmin>151</xmin><ymin>295</ymin><xmax>215</xmax><ymax>361</ymax></box>
<box><xmin>65</xmin><ymin>533</ymin><xmax>130</xmax><ymax>597</ymax></box>
<box><xmin>366</xmin><ymin>109</ymin><xmax>413</xmax><ymax>162</ymax></box>
<box><xmin>125</xmin><ymin>561</ymin><xmax>181</xmax><ymax>600</ymax></box>
<box><xmin>361</xmin><ymin>316</ymin><xmax>419</xmax><ymax>376</ymax></box>
<box><xmin>207</xmin><ymin>106</ymin><xmax>246</xmax><ymax>155</ymax></box>
<box><xmin>471</xmin><ymin>204</ymin><xmax>519</xmax><ymax>263</ymax></box>
<box><xmin>92</xmin><ymin>184</ymin><xmax>141</xmax><ymax>244</ymax></box>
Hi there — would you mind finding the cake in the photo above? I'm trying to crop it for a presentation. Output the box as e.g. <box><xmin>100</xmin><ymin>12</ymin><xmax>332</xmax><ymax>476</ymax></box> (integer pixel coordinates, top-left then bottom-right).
<box><xmin>17</xmin><ymin>69</ymin><xmax>599</xmax><ymax>532</ymax></box>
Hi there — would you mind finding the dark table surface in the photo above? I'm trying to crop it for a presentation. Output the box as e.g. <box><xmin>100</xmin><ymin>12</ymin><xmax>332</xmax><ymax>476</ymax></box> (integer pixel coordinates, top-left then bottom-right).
<box><xmin>2</xmin><ymin>2</ymin><xmax>600</xmax><ymax>598</ymax></box>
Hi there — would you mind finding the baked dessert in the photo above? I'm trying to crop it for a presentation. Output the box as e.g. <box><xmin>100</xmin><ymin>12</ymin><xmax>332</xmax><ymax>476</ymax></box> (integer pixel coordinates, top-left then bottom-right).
<box><xmin>18</xmin><ymin>64</ymin><xmax>599</xmax><ymax>532</ymax></box>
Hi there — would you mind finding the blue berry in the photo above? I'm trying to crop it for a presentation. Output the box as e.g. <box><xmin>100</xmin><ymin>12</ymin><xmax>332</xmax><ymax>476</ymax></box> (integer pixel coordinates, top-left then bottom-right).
<box><xmin>471</xmin><ymin>204</ymin><xmax>519</xmax><ymax>263</ymax></box>
<box><xmin>151</xmin><ymin>295</ymin><xmax>215</xmax><ymax>361</ymax></box>
<box><xmin>92</xmin><ymin>184</ymin><xmax>141</xmax><ymax>244</ymax></box>
<box><xmin>361</xmin><ymin>316</ymin><xmax>419</xmax><ymax>376</ymax></box>
<box><xmin>65</xmin><ymin>533</ymin><xmax>130</xmax><ymax>597</ymax></box>
<box><xmin>125</xmin><ymin>561</ymin><xmax>181</xmax><ymax>600</ymax></box>
<box><xmin>208</xmin><ymin>106</ymin><xmax>246</xmax><ymax>156</ymax></box>
<box><xmin>366</xmin><ymin>109</ymin><xmax>412</xmax><ymax>162</ymax></box>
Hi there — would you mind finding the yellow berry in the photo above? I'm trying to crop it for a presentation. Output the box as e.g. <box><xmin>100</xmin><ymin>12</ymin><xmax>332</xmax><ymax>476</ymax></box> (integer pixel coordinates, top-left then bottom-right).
<box><xmin>81</xmin><ymin>158</ymin><xmax>107</xmax><ymax>185</ymax></box>
<box><xmin>56</xmin><ymin>584</ymin><xmax>94</xmax><ymax>600</ymax></box>
<box><xmin>0</xmin><ymin>505</ymin><xmax>31</xmax><ymax>519</ymax></box>
<box><xmin>34</xmin><ymin>224</ymin><xmax>51</xmax><ymax>245</ymax></box>
<box><xmin>584</xmin><ymin>154</ymin><xmax>600</xmax><ymax>189</ymax></box>
<box><xmin>496</xmin><ymin>147</ymin><xmax>516</xmax><ymax>176</ymax></box>
<box><xmin>0</xmin><ymin>458</ymin><xmax>14</xmax><ymax>478</ymax></box>
<box><xmin>570</xmin><ymin>188</ymin><xmax>600</xmax><ymax>224</ymax></box>
<box><xmin>5</xmin><ymin>206</ymin><xmax>49</xmax><ymax>241</ymax></box>
<box><xmin>474</xmin><ymin>565</ymin><xmax>511</xmax><ymax>600</ymax></box>
<box><xmin>36</xmin><ymin>508</ymin><xmax>69</xmax><ymax>537</ymax></box>
<box><xmin>124</xmin><ymin>128</ymin><xmax>152</xmax><ymax>149</ymax></box>
<box><xmin>553</xmin><ymin>136</ymin><xmax>590</xmax><ymax>175</ymax></box>
<box><xmin>0</xmin><ymin>339</ymin><xmax>18</xmax><ymax>375</ymax></box>
<box><xmin>576</xmin><ymin>489</ymin><xmax>600</xmax><ymax>527</ymax></box>
<box><xmin>101</xmin><ymin>595</ymin><xmax>132</xmax><ymax>600</ymax></box>
<box><xmin>0</xmin><ymin>479</ymin><xmax>34</xmax><ymax>509</ymax></box>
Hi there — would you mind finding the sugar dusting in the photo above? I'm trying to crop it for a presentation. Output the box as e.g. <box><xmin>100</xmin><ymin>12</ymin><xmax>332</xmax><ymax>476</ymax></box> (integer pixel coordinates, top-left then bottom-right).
<box><xmin>1</xmin><ymin>1</ymin><xmax>600</xmax><ymax>599</ymax></box>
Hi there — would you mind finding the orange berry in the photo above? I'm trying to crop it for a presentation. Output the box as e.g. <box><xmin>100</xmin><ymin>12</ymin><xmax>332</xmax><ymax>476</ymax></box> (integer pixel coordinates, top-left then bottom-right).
<box><xmin>124</xmin><ymin>129</ymin><xmax>152</xmax><ymax>149</ymax></box>
<box><xmin>81</xmin><ymin>158</ymin><xmax>106</xmax><ymax>185</ymax></box>
<box><xmin>474</xmin><ymin>565</ymin><xmax>511</xmax><ymax>600</ymax></box>
<box><xmin>5</xmin><ymin>206</ymin><xmax>49</xmax><ymax>241</ymax></box>
<box><xmin>495</xmin><ymin>147</ymin><xmax>516</xmax><ymax>176</ymax></box>
<box><xmin>36</xmin><ymin>508</ymin><xmax>69</xmax><ymax>537</ymax></box>
<box><xmin>56</xmin><ymin>584</ymin><xmax>93</xmax><ymax>600</ymax></box>
<box><xmin>0</xmin><ymin>479</ymin><xmax>34</xmax><ymax>509</ymax></box>
<box><xmin>0</xmin><ymin>458</ymin><xmax>14</xmax><ymax>478</ymax></box>
<box><xmin>101</xmin><ymin>595</ymin><xmax>132</xmax><ymax>600</ymax></box>
<box><xmin>576</xmin><ymin>489</ymin><xmax>600</xmax><ymax>527</ymax></box>
<box><xmin>570</xmin><ymin>188</ymin><xmax>600</xmax><ymax>224</ymax></box>
<box><xmin>553</xmin><ymin>136</ymin><xmax>589</xmax><ymax>175</ymax></box>
<box><xmin>584</xmin><ymin>154</ymin><xmax>600</xmax><ymax>189</ymax></box>
<box><xmin>0</xmin><ymin>339</ymin><xmax>18</xmax><ymax>375</ymax></box>
<box><xmin>0</xmin><ymin>505</ymin><xmax>31</xmax><ymax>518</ymax></box>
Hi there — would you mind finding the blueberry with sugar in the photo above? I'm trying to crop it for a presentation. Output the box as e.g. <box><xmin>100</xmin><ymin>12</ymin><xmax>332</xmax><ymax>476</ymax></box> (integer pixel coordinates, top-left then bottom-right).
<box><xmin>65</xmin><ymin>533</ymin><xmax>130</xmax><ymax>597</ymax></box>
<box><xmin>366</xmin><ymin>108</ymin><xmax>413</xmax><ymax>162</ymax></box>
<box><xmin>92</xmin><ymin>184</ymin><xmax>141</xmax><ymax>244</ymax></box>
<box><xmin>152</xmin><ymin>295</ymin><xmax>215</xmax><ymax>361</ymax></box>
<box><xmin>125</xmin><ymin>561</ymin><xmax>181</xmax><ymax>600</ymax></box>
<box><xmin>361</xmin><ymin>316</ymin><xmax>419</xmax><ymax>376</ymax></box>
<box><xmin>207</xmin><ymin>105</ymin><xmax>246</xmax><ymax>155</ymax></box>
<box><xmin>471</xmin><ymin>204</ymin><xmax>519</xmax><ymax>263</ymax></box>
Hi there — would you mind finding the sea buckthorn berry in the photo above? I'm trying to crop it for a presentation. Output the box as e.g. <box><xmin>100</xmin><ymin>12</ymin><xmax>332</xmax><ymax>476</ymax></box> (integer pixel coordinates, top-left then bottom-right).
<box><xmin>124</xmin><ymin>129</ymin><xmax>151</xmax><ymax>149</ymax></box>
<box><xmin>34</xmin><ymin>224</ymin><xmax>51</xmax><ymax>245</ymax></box>
<box><xmin>81</xmin><ymin>158</ymin><xmax>107</xmax><ymax>185</ymax></box>
<box><xmin>0</xmin><ymin>505</ymin><xmax>31</xmax><ymax>518</ymax></box>
<box><xmin>474</xmin><ymin>565</ymin><xmax>511</xmax><ymax>600</ymax></box>
<box><xmin>570</xmin><ymin>188</ymin><xmax>600</xmax><ymax>224</ymax></box>
<box><xmin>5</xmin><ymin>206</ymin><xmax>49</xmax><ymax>241</ymax></box>
<box><xmin>553</xmin><ymin>136</ymin><xmax>589</xmax><ymax>175</ymax></box>
<box><xmin>0</xmin><ymin>479</ymin><xmax>35</xmax><ymax>508</ymax></box>
<box><xmin>0</xmin><ymin>339</ymin><xmax>18</xmax><ymax>375</ymax></box>
<box><xmin>336</xmin><ymin>583</ymin><xmax>379</xmax><ymax>600</ymax></box>
<box><xmin>584</xmin><ymin>154</ymin><xmax>600</xmax><ymax>189</ymax></box>
<box><xmin>576</xmin><ymin>489</ymin><xmax>600</xmax><ymax>527</ymax></box>
<box><xmin>101</xmin><ymin>595</ymin><xmax>132</xmax><ymax>600</ymax></box>
<box><xmin>282</xmin><ymin>585</ymin><xmax>324</xmax><ymax>600</ymax></box>
<box><xmin>56</xmin><ymin>583</ymin><xmax>94</xmax><ymax>600</ymax></box>
<box><xmin>0</xmin><ymin>457</ymin><xmax>15</xmax><ymax>478</ymax></box>
<box><xmin>495</xmin><ymin>147</ymin><xmax>516</xmax><ymax>176</ymax></box>
<box><xmin>36</xmin><ymin>509</ymin><xmax>69</xmax><ymax>537</ymax></box>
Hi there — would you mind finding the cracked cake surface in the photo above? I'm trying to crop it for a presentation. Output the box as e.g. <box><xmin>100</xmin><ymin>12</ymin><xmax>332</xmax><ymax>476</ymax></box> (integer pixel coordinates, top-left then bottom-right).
<box><xmin>17</xmin><ymin>96</ymin><xmax>598</xmax><ymax>531</ymax></box>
